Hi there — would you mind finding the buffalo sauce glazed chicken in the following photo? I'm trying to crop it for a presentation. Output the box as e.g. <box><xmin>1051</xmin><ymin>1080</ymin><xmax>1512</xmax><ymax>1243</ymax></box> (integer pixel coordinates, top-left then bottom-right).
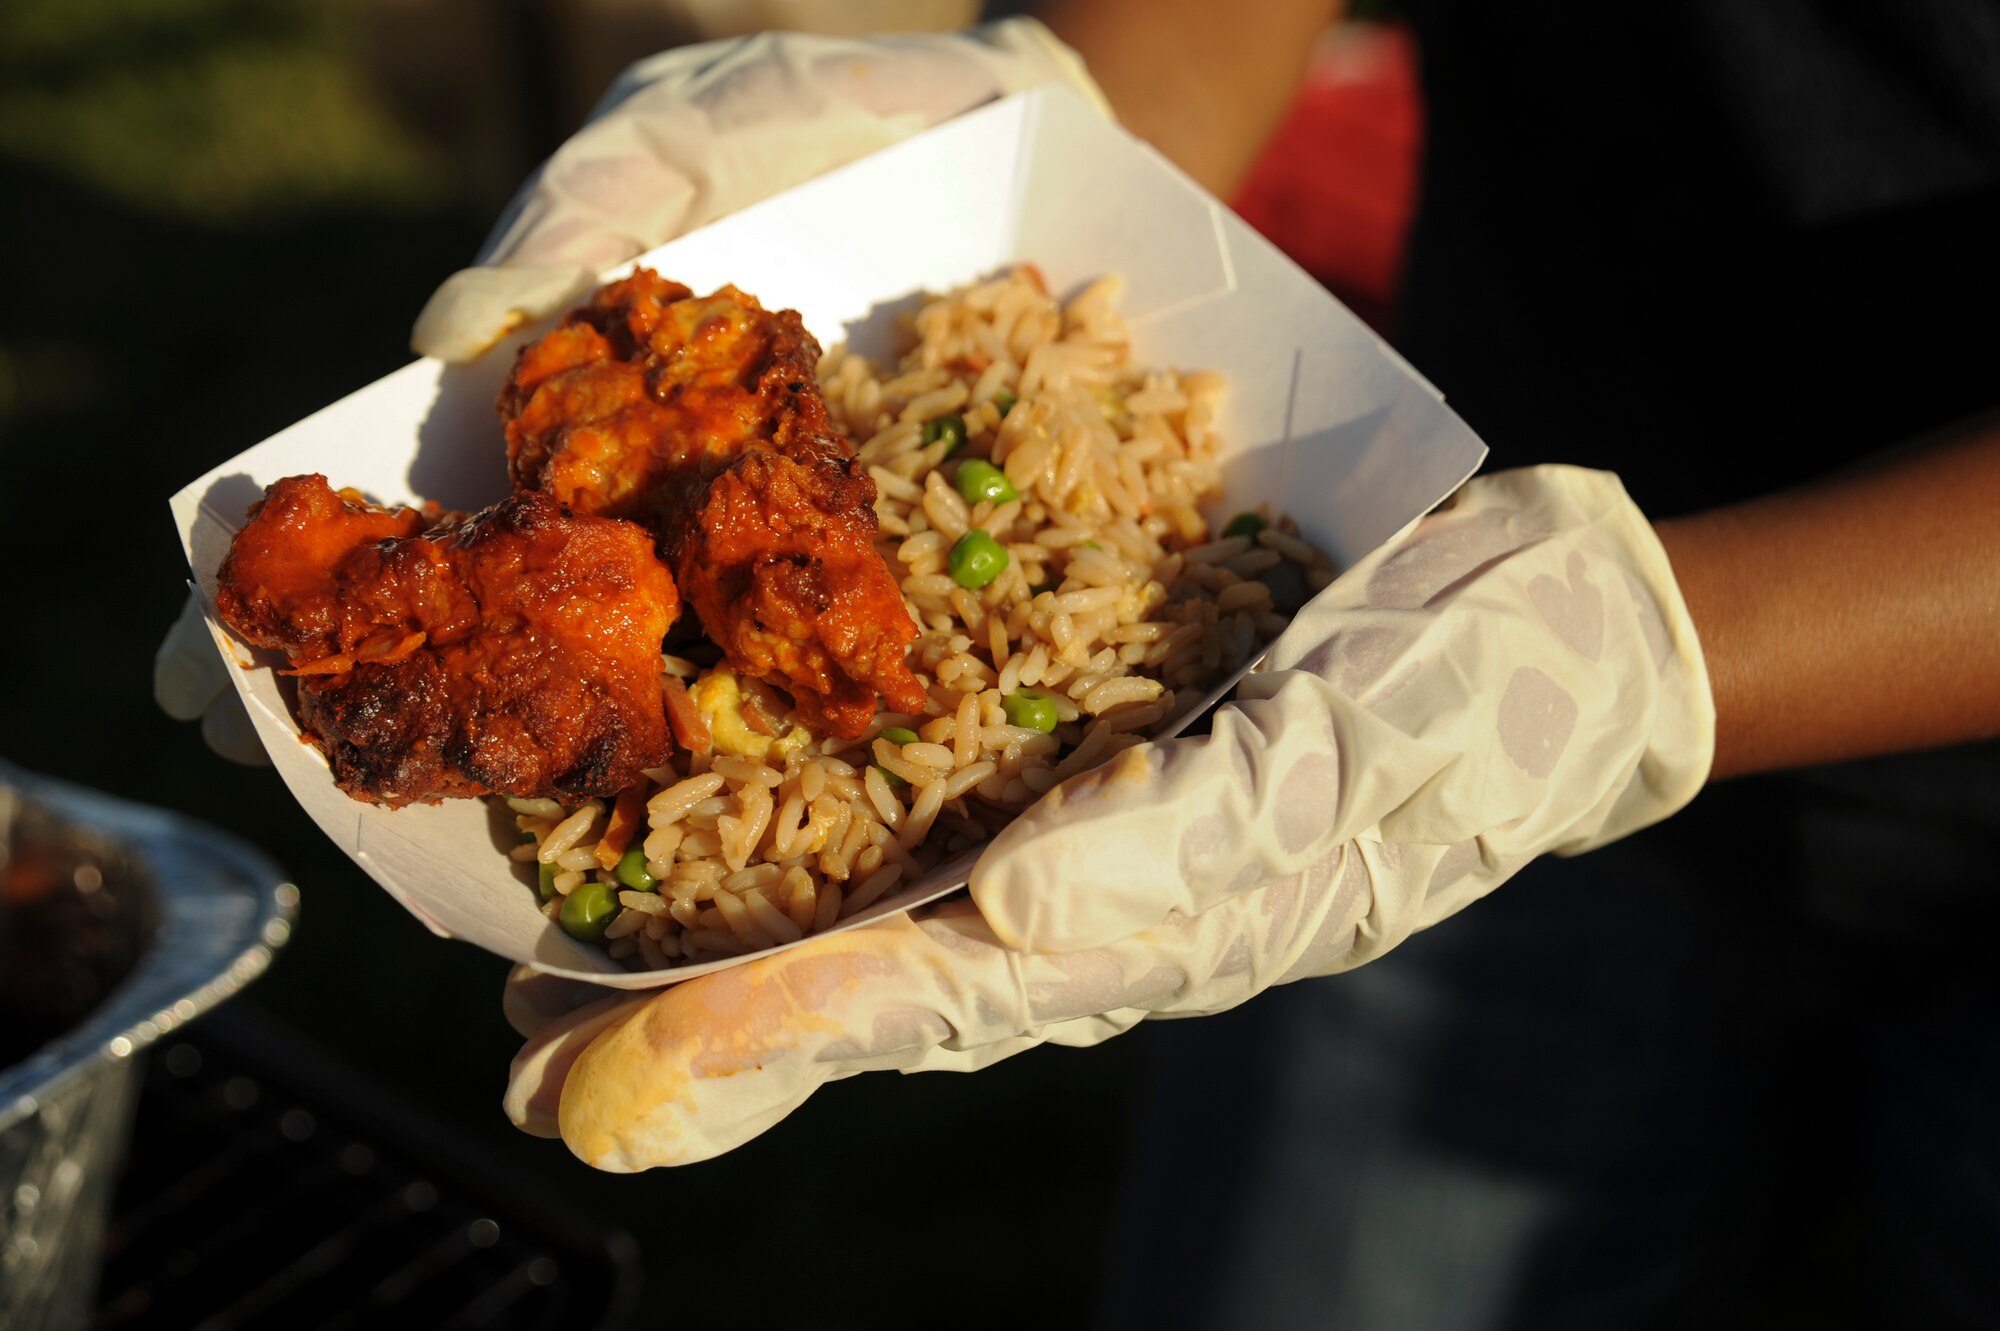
<box><xmin>215</xmin><ymin>478</ymin><xmax>680</xmax><ymax>807</ymax></box>
<box><xmin>498</xmin><ymin>269</ymin><xmax>926</xmax><ymax>739</ymax></box>
<box><xmin>214</xmin><ymin>270</ymin><xmax>924</xmax><ymax>807</ymax></box>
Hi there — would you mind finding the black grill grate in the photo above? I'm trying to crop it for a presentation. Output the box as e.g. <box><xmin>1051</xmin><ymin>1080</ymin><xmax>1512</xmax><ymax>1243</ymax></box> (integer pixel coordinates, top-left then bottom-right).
<box><xmin>95</xmin><ymin>1010</ymin><xmax>638</xmax><ymax>1331</ymax></box>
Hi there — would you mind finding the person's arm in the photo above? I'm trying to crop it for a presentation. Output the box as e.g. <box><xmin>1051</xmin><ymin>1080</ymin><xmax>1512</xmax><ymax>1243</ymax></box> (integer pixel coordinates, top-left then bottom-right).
<box><xmin>1037</xmin><ymin>0</ymin><xmax>1343</xmax><ymax>197</ymax></box>
<box><xmin>1657</xmin><ymin>416</ymin><xmax>2000</xmax><ymax>779</ymax></box>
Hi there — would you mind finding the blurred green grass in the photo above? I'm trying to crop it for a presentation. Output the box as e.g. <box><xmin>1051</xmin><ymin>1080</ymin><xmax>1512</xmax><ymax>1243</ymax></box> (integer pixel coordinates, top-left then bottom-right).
<box><xmin>0</xmin><ymin>0</ymin><xmax>448</xmax><ymax>224</ymax></box>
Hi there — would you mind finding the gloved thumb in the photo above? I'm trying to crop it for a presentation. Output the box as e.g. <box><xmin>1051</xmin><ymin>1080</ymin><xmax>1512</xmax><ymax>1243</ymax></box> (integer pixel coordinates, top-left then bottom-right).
<box><xmin>968</xmin><ymin>671</ymin><xmax>1453</xmax><ymax>953</ymax></box>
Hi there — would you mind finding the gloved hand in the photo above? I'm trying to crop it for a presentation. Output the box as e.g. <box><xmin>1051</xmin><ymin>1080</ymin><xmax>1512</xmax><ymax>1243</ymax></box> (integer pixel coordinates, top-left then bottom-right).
<box><xmin>411</xmin><ymin>18</ymin><xmax>1108</xmax><ymax>362</ymax></box>
<box><xmin>506</xmin><ymin>466</ymin><xmax>1716</xmax><ymax>1171</ymax></box>
<box><xmin>155</xmin><ymin>17</ymin><xmax>1107</xmax><ymax>761</ymax></box>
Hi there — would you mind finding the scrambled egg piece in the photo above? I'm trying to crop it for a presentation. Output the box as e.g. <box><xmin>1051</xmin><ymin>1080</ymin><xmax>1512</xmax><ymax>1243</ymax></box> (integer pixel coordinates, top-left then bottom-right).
<box><xmin>691</xmin><ymin>668</ymin><xmax>812</xmax><ymax>764</ymax></box>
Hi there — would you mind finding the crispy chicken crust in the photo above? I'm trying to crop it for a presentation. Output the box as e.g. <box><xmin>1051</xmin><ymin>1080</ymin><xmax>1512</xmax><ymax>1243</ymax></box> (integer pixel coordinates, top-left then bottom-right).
<box><xmin>498</xmin><ymin>269</ymin><xmax>926</xmax><ymax>738</ymax></box>
<box><xmin>215</xmin><ymin>475</ymin><xmax>679</xmax><ymax>807</ymax></box>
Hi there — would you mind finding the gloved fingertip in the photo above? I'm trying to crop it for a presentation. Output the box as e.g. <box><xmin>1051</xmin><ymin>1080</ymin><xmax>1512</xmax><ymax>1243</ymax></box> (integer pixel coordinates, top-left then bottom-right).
<box><xmin>201</xmin><ymin>693</ymin><xmax>271</xmax><ymax>767</ymax></box>
<box><xmin>412</xmin><ymin>264</ymin><xmax>597</xmax><ymax>363</ymax></box>
<box><xmin>154</xmin><ymin>656</ymin><xmax>221</xmax><ymax>723</ymax></box>
<box><xmin>154</xmin><ymin>595</ymin><xmax>229</xmax><ymax>721</ymax></box>
<box><xmin>502</xmin><ymin>966</ymin><xmax>618</xmax><ymax>1039</ymax></box>
<box><xmin>505</xmin><ymin>990</ymin><xmax>650</xmax><ymax>1139</ymax></box>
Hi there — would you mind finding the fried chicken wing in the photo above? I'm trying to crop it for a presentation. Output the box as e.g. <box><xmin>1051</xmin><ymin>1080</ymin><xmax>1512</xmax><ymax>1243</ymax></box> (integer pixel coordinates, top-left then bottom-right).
<box><xmin>498</xmin><ymin>269</ymin><xmax>926</xmax><ymax>738</ymax></box>
<box><xmin>216</xmin><ymin>474</ymin><xmax>679</xmax><ymax>807</ymax></box>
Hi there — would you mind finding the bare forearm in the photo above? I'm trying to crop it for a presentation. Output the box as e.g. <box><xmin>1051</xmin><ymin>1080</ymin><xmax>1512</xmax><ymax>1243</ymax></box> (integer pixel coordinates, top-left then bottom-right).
<box><xmin>1655</xmin><ymin>417</ymin><xmax>2000</xmax><ymax>779</ymax></box>
<box><xmin>1038</xmin><ymin>0</ymin><xmax>1341</xmax><ymax>197</ymax></box>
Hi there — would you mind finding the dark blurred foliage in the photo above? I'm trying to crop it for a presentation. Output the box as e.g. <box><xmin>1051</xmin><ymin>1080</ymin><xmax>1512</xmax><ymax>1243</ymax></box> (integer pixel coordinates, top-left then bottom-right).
<box><xmin>0</xmin><ymin>4</ymin><xmax>1138</xmax><ymax>1326</ymax></box>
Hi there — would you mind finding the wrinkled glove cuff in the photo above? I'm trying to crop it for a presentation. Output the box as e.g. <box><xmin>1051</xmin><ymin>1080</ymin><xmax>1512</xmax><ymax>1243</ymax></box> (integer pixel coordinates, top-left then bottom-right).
<box><xmin>1504</xmin><ymin>465</ymin><xmax>1716</xmax><ymax>851</ymax></box>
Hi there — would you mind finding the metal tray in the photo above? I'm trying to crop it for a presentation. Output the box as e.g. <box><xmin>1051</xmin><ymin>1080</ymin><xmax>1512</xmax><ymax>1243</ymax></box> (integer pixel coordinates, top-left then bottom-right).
<box><xmin>0</xmin><ymin>761</ymin><xmax>296</xmax><ymax>1331</ymax></box>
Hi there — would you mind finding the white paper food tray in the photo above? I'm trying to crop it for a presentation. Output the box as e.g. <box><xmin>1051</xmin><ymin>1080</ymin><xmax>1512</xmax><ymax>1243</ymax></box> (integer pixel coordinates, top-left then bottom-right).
<box><xmin>170</xmin><ymin>86</ymin><xmax>1487</xmax><ymax>987</ymax></box>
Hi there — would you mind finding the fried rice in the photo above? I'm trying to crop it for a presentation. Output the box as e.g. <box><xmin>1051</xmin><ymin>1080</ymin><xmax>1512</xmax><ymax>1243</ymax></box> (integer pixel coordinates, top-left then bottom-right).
<box><xmin>507</xmin><ymin>267</ymin><xmax>1335</xmax><ymax>968</ymax></box>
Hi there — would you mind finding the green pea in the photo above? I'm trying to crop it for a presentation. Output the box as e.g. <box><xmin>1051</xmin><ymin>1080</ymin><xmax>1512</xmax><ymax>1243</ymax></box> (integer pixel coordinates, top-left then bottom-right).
<box><xmin>993</xmin><ymin>391</ymin><xmax>1018</xmax><ymax>418</ymax></box>
<box><xmin>559</xmin><ymin>880</ymin><xmax>620</xmax><ymax>940</ymax></box>
<box><xmin>1262</xmin><ymin>559</ymin><xmax>1310</xmax><ymax>615</ymax></box>
<box><xmin>948</xmin><ymin>529</ymin><xmax>1009</xmax><ymax>589</ymax></box>
<box><xmin>955</xmin><ymin>459</ymin><xmax>1018</xmax><ymax>506</ymax></box>
<box><xmin>614</xmin><ymin>846</ymin><xmax>657</xmax><ymax>892</ymax></box>
<box><xmin>537</xmin><ymin>861</ymin><xmax>560</xmax><ymax>901</ymax></box>
<box><xmin>922</xmin><ymin>413</ymin><xmax>968</xmax><ymax>456</ymax></box>
<box><xmin>1222</xmin><ymin>511</ymin><xmax>1268</xmax><ymax>540</ymax></box>
<box><xmin>872</xmin><ymin>728</ymin><xmax>917</xmax><ymax>789</ymax></box>
<box><xmin>1003</xmin><ymin>688</ymin><xmax>1059</xmax><ymax>734</ymax></box>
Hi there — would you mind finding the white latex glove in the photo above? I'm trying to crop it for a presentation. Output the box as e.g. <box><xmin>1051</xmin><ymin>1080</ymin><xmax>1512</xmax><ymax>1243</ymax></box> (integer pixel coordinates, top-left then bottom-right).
<box><xmin>153</xmin><ymin>594</ymin><xmax>268</xmax><ymax>766</ymax></box>
<box><xmin>505</xmin><ymin>466</ymin><xmax>1716</xmax><ymax>1170</ymax></box>
<box><xmin>410</xmin><ymin>18</ymin><xmax>1109</xmax><ymax>362</ymax></box>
